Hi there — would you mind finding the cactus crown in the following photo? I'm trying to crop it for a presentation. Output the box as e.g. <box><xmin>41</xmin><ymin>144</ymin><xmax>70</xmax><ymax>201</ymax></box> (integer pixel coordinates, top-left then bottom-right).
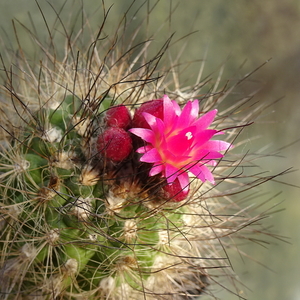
<box><xmin>0</xmin><ymin>1</ymin><xmax>286</xmax><ymax>300</ymax></box>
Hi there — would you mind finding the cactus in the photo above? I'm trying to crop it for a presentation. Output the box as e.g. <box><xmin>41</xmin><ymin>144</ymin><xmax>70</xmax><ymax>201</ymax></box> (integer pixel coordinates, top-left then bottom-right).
<box><xmin>0</xmin><ymin>2</ymin><xmax>285</xmax><ymax>300</ymax></box>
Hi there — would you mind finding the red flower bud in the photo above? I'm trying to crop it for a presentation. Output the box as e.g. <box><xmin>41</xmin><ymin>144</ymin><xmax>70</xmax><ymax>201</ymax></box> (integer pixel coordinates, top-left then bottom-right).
<box><xmin>132</xmin><ymin>99</ymin><xmax>163</xmax><ymax>129</ymax></box>
<box><xmin>105</xmin><ymin>105</ymin><xmax>131</xmax><ymax>129</ymax></box>
<box><xmin>163</xmin><ymin>178</ymin><xmax>189</xmax><ymax>202</ymax></box>
<box><xmin>97</xmin><ymin>127</ymin><xmax>132</xmax><ymax>162</ymax></box>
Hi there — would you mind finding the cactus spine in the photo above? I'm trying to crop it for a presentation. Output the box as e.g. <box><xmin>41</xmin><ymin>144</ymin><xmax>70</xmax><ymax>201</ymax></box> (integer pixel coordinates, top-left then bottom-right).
<box><xmin>0</xmin><ymin>2</ymin><xmax>283</xmax><ymax>300</ymax></box>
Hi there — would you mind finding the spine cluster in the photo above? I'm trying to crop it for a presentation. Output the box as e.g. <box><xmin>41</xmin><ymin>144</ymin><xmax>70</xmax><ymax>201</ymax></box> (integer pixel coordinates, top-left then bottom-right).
<box><xmin>0</xmin><ymin>2</ymin><xmax>284</xmax><ymax>300</ymax></box>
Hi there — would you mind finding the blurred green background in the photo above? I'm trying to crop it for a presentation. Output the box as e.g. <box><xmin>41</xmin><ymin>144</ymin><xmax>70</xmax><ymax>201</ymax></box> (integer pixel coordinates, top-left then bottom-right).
<box><xmin>1</xmin><ymin>1</ymin><xmax>299</xmax><ymax>299</ymax></box>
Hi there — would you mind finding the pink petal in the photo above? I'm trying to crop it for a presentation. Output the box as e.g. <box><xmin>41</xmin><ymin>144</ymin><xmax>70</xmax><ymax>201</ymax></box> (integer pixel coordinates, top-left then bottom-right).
<box><xmin>171</xmin><ymin>100</ymin><xmax>181</xmax><ymax>116</ymax></box>
<box><xmin>140</xmin><ymin>148</ymin><xmax>161</xmax><ymax>163</ymax></box>
<box><xmin>129</xmin><ymin>128</ymin><xmax>155</xmax><ymax>144</ymax></box>
<box><xmin>177</xmin><ymin>172</ymin><xmax>190</xmax><ymax>192</ymax></box>
<box><xmin>194</xmin><ymin>129</ymin><xmax>218</xmax><ymax>145</ymax></box>
<box><xmin>206</xmin><ymin>160</ymin><xmax>217</xmax><ymax>166</ymax></box>
<box><xmin>200</xmin><ymin>164</ymin><xmax>215</xmax><ymax>184</ymax></box>
<box><xmin>142</xmin><ymin>112</ymin><xmax>158</xmax><ymax>129</ymax></box>
<box><xmin>190</xmin><ymin>100</ymin><xmax>199</xmax><ymax>119</ymax></box>
<box><xmin>178</xmin><ymin>101</ymin><xmax>193</xmax><ymax>128</ymax></box>
<box><xmin>136</xmin><ymin>145</ymin><xmax>153</xmax><ymax>154</ymax></box>
<box><xmin>162</xmin><ymin>148</ymin><xmax>191</xmax><ymax>167</ymax></box>
<box><xmin>165</xmin><ymin>163</ymin><xmax>180</xmax><ymax>184</ymax></box>
<box><xmin>143</xmin><ymin>112</ymin><xmax>166</xmax><ymax>138</ymax></box>
<box><xmin>155</xmin><ymin>117</ymin><xmax>166</xmax><ymax>135</ymax></box>
<box><xmin>178</xmin><ymin>100</ymin><xmax>199</xmax><ymax>127</ymax></box>
<box><xmin>149</xmin><ymin>163</ymin><xmax>164</xmax><ymax>176</ymax></box>
<box><xmin>203</xmin><ymin>140</ymin><xmax>232</xmax><ymax>152</ymax></box>
<box><xmin>194</xmin><ymin>109</ymin><xmax>218</xmax><ymax>131</ymax></box>
<box><xmin>163</xmin><ymin>95</ymin><xmax>176</xmax><ymax>126</ymax></box>
<box><xmin>188</xmin><ymin>162</ymin><xmax>215</xmax><ymax>183</ymax></box>
<box><xmin>188</xmin><ymin>164</ymin><xmax>206</xmax><ymax>182</ymax></box>
<box><xmin>193</xmin><ymin>150</ymin><xmax>224</xmax><ymax>161</ymax></box>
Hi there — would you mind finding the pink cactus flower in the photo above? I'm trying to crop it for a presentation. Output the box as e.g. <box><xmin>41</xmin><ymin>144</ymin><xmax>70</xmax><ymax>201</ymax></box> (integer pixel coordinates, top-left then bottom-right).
<box><xmin>129</xmin><ymin>95</ymin><xmax>232</xmax><ymax>193</ymax></box>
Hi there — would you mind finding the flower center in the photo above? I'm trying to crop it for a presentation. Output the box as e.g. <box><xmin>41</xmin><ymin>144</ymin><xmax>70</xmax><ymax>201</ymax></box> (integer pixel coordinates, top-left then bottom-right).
<box><xmin>185</xmin><ymin>131</ymin><xmax>193</xmax><ymax>140</ymax></box>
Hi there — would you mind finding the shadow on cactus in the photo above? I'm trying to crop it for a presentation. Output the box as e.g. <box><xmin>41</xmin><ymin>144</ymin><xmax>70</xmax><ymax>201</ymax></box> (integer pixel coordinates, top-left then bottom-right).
<box><xmin>0</xmin><ymin>1</ymin><xmax>288</xmax><ymax>300</ymax></box>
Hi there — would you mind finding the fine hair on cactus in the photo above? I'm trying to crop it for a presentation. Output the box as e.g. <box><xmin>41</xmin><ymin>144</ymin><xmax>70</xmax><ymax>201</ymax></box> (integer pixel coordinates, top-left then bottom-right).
<box><xmin>0</xmin><ymin>1</ymin><xmax>289</xmax><ymax>300</ymax></box>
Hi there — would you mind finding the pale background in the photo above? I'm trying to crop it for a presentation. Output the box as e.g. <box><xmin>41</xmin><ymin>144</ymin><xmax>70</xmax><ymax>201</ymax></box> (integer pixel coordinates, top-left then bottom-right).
<box><xmin>0</xmin><ymin>1</ymin><xmax>299</xmax><ymax>299</ymax></box>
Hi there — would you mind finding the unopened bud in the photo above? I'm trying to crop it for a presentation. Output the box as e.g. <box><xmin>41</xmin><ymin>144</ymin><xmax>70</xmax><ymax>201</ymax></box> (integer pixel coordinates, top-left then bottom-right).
<box><xmin>97</xmin><ymin>127</ymin><xmax>133</xmax><ymax>162</ymax></box>
<box><xmin>105</xmin><ymin>105</ymin><xmax>131</xmax><ymax>129</ymax></box>
<box><xmin>163</xmin><ymin>178</ymin><xmax>189</xmax><ymax>202</ymax></box>
<box><xmin>132</xmin><ymin>99</ymin><xmax>163</xmax><ymax>129</ymax></box>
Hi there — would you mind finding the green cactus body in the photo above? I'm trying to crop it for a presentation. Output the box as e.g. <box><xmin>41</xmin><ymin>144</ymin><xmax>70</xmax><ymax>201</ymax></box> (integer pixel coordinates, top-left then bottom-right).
<box><xmin>0</xmin><ymin>92</ymin><xmax>212</xmax><ymax>299</ymax></box>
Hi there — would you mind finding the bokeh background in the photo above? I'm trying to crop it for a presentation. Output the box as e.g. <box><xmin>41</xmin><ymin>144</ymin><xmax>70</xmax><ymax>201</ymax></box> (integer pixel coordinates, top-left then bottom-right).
<box><xmin>1</xmin><ymin>1</ymin><xmax>299</xmax><ymax>299</ymax></box>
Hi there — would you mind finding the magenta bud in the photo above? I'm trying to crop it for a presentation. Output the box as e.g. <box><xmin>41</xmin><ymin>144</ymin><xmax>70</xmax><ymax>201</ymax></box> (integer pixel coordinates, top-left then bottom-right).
<box><xmin>132</xmin><ymin>99</ymin><xmax>163</xmax><ymax>129</ymax></box>
<box><xmin>163</xmin><ymin>178</ymin><xmax>189</xmax><ymax>202</ymax></box>
<box><xmin>97</xmin><ymin>127</ymin><xmax>133</xmax><ymax>162</ymax></box>
<box><xmin>105</xmin><ymin>105</ymin><xmax>131</xmax><ymax>129</ymax></box>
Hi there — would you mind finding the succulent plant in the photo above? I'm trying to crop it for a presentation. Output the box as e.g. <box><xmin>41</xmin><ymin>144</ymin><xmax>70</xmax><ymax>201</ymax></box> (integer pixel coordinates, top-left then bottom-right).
<box><xmin>0</xmin><ymin>2</ymin><xmax>285</xmax><ymax>300</ymax></box>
